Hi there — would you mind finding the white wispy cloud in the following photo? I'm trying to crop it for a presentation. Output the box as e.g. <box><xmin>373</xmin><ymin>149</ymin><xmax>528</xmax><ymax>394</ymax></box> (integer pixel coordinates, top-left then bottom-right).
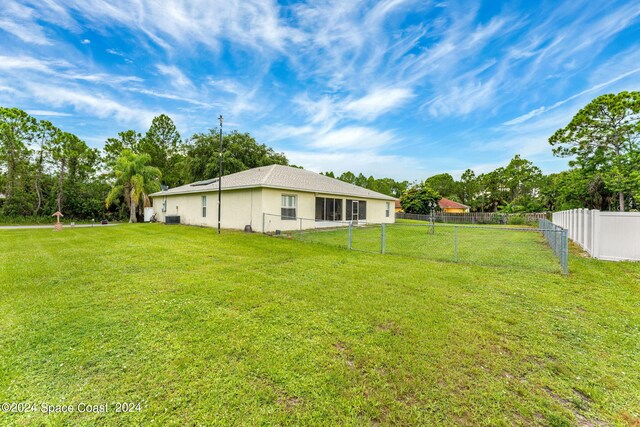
<box><xmin>504</xmin><ymin>66</ymin><xmax>640</xmax><ymax>126</ymax></box>
<box><xmin>25</xmin><ymin>83</ymin><xmax>157</xmax><ymax>127</ymax></box>
<box><xmin>126</xmin><ymin>87</ymin><xmax>211</xmax><ymax>108</ymax></box>
<box><xmin>156</xmin><ymin>64</ymin><xmax>193</xmax><ymax>89</ymax></box>
<box><xmin>0</xmin><ymin>1</ymin><xmax>52</xmax><ymax>45</ymax></box>
<box><xmin>293</xmin><ymin>94</ymin><xmax>337</xmax><ymax>127</ymax></box>
<box><xmin>1</xmin><ymin>0</ymin><xmax>640</xmax><ymax>180</ymax></box>
<box><xmin>203</xmin><ymin>78</ymin><xmax>263</xmax><ymax>116</ymax></box>
<box><xmin>344</xmin><ymin>88</ymin><xmax>414</xmax><ymax>120</ymax></box>
<box><xmin>28</xmin><ymin>110</ymin><xmax>73</xmax><ymax>117</ymax></box>
<box><xmin>206</xmin><ymin>78</ymin><xmax>244</xmax><ymax>95</ymax></box>
<box><xmin>285</xmin><ymin>149</ymin><xmax>426</xmax><ymax>181</ymax></box>
<box><xmin>0</xmin><ymin>18</ymin><xmax>50</xmax><ymax>45</ymax></box>
<box><xmin>292</xmin><ymin>87</ymin><xmax>415</xmax><ymax>129</ymax></box>
<box><xmin>504</xmin><ymin>2</ymin><xmax>640</xmax><ymax>87</ymax></box>
<box><xmin>0</xmin><ymin>85</ymin><xmax>17</xmax><ymax>94</ymax></box>
<box><xmin>0</xmin><ymin>55</ymin><xmax>142</xmax><ymax>89</ymax></box>
<box><xmin>23</xmin><ymin>0</ymin><xmax>300</xmax><ymax>55</ymax></box>
<box><xmin>426</xmin><ymin>79</ymin><xmax>497</xmax><ymax>118</ymax></box>
<box><xmin>261</xmin><ymin>124</ymin><xmax>316</xmax><ymax>140</ymax></box>
<box><xmin>0</xmin><ymin>55</ymin><xmax>70</xmax><ymax>72</ymax></box>
<box><xmin>66</xmin><ymin>73</ymin><xmax>143</xmax><ymax>84</ymax></box>
<box><xmin>105</xmin><ymin>48</ymin><xmax>133</xmax><ymax>63</ymax></box>
<box><xmin>310</xmin><ymin>126</ymin><xmax>396</xmax><ymax>151</ymax></box>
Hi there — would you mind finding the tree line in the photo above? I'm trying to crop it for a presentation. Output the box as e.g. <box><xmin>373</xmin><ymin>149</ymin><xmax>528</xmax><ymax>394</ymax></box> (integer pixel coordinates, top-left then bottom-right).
<box><xmin>1</xmin><ymin>91</ymin><xmax>638</xmax><ymax>222</ymax></box>
<box><xmin>323</xmin><ymin>155</ymin><xmax>561</xmax><ymax>213</ymax></box>
<box><xmin>399</xmin><ymin>91</ymin><xmax>640</xmax><ymax>214</ymax></box>
<box><xmin>323</xmin><ymin>147</ymin><xmax>639</xmax><ymax>215</ymax></box>
<box><xmin>0</xmin><ymin>109</ymin><xmax>288</xmax><ymax>221</ymax></box>
<box><xmin>323</xmin><ymin>92</ymin><xmax>639</xmax><ymax>214</ymax></box>
<box><xmin>320</xmin><ymin>171</ymin><xmax>409</xmax><ymax>199</ymax></box>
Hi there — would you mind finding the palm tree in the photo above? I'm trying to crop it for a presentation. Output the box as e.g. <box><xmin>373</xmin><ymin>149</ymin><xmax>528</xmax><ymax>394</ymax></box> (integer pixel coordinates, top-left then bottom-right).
<box><xmin>106</xmin><ymin>150</ymin><xmax>161</xmax><ymax>223</ymax></box>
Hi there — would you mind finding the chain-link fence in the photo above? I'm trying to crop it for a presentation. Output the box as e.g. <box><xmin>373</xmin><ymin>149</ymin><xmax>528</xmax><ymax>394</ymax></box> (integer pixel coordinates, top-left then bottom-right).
<box><xmin>397</xmin><ymin>211</ymin><xmax>549</xmax><ymax>224</ymax></box>
<box><xmin>262</xmin><ymin>213</ymin><xmax>568</xmax><ymax>274</ymax></box>
<box><xmin>539</xmin><ymin>218</ymin><xmax>569</xmax><ymax>273</ymax></box>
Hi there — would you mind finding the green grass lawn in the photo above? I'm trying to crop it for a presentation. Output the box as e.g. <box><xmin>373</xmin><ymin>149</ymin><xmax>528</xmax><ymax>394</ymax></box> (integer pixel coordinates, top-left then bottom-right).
<box><xmin>296</xmin><ymin>221</ymin><xmax>563</xmax><ymax>273</ymax></box>
<box><xmin>1</xmin><ymin>224</ymin><xmax>639</xmax><ymax>426</ymax></box>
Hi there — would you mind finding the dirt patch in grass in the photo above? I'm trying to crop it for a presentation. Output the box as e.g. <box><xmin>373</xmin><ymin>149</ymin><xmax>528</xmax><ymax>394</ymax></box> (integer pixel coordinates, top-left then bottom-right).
<box><xmin>334</xmin><ymin>341</ymin><xmax>355</xmax><ymax>369</ymax></box>
<box><xmin>453</xmin><ymin>413</ymin><xmax>474</xmax><ymax>426</ymax></box>
<box><xmin>277</xmin><ymin>396</ymin><xmax>302</xmax><ymax>412</ymax></box>
<box><xmin>253</xmin><ymin>374</ymin><xmax>303</xmax><ymax>413</ymax></box>
<box><xmin>621</xmin><ymin>412</ymin><xmax>640</xmax><ymax>426</ymax></box>
<box><xmin>544</xmin><ymin>387</ymin><xmax>604</xmax><ymax>427</ymax></box>
<box><xmin>375</xmin><ymin>320</ymin><xmax>403</xmax><ymax>335</ymax></box>
<box><xmin>572</xmin><ymin>387</ymin><xmax>593</xmax><ymax>409</ymax></box>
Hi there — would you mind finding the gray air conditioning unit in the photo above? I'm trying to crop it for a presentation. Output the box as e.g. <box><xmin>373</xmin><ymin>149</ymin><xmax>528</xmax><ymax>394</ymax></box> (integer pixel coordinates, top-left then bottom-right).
<box><xmin>165</xmin><ymin>215</ymin><xmax>180</xmax><ymax>224</ymax></box>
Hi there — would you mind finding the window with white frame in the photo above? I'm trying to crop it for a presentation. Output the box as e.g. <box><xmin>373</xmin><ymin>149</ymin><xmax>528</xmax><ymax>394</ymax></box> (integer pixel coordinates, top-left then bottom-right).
<box><xmin>202</xmin><ymin>195</ymin><xmax>207</xmax><ymax>217</ymax></box>
<box><xmin>385</xmin><ymin>202</ymin><xmax>390</xmax><ymax>218</ymax></box>
<box><xmin>281</xmin><ymin>195</ymin><xmax>296</xmax><ymax>220</ymax></box>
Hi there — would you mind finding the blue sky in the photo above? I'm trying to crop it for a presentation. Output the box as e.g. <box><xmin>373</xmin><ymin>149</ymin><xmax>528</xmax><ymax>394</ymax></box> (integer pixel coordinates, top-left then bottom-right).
<box><xmin>1</xmin><ymin>1</ymin><xmax>639</xmax><ymax>181</ymax></box>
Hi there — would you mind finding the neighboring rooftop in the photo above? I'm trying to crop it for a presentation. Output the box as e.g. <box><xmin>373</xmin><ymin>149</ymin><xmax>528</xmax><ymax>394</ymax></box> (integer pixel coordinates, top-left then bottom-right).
<box><xmin>438</xmin><ymin>197</ymin><xmax>470</xmax><ymax>209</ymax></box>
<box><xmin>149</xmin><ymin>165</ymin><xmax>396</xmax><ymax>201</ymax></box>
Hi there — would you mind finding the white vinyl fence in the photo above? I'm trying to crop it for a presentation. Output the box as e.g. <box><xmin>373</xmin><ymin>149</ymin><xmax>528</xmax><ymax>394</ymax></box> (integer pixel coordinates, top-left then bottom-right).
<box><xmin>552</xmin><ymin>209</ymin><xmax>640</xmax><ymax>261</ymax></box>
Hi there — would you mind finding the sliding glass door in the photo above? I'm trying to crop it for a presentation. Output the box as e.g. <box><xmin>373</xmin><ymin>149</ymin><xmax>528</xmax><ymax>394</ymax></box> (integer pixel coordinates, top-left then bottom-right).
<box><xmin>346</xmin><ymin>199</ymin><xmax>366</xmax><ymax>221</ymax></box>
<box><xmin>315</xmin><ymin>197</ymin><xmax>343</xmax><ymax>221</ymax></box>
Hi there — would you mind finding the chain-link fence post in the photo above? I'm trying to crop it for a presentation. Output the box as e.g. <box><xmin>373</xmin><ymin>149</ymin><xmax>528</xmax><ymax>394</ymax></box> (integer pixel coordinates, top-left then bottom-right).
<box><xmin>262</xmin><ymin>212</ymin><xmax>265</xmax><ymax>233</ymax></box>
<box><xmin>381</xmin><ymin>223</ymin><xmax>386</xmax><ymax>254</ymax></box>
<box><xmin>561</xmin><ymin>228</ymin><xmax>569</xmax><ymax>275</ymax></box>
<box><xmin>454</xmin><ymin>226</ymin><xmax>458</xmax><ymax>262</ymax></box>
<box><xmin>348</xmin><ymin>222</ymin><xmax>353</xmax><ymax>250</ymax></box>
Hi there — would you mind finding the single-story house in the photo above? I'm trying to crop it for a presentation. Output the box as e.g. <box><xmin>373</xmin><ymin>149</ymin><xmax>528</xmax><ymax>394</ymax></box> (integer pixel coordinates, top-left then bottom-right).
<box><xmin>438</xmin><ymin>197</ymin><xmax>470</xmax><ymax>213</ymax></box>
<box><xmin>149</xmin><ymin>165</ymin><xmax>396</xmax><ymax>232</ymax></box>
<box><xmin>395</xmin><ymin>199</ymin><xmax>403</xmax><ymax>213</ymax></box>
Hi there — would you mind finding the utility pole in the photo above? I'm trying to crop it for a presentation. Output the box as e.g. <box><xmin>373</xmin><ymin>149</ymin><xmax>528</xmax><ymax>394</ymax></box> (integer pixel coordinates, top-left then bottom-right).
<box><xmin>218</xmin><ymin>114</ymin><xmax>223</xmax><ymax>235</ymax></box>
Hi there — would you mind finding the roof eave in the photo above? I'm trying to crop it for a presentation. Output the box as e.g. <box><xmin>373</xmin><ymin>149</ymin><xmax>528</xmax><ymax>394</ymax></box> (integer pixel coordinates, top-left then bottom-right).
<box><xmin>150</xmin><ymin>184</ymin><xmax>395</xmax><ymax>200</ymax></box>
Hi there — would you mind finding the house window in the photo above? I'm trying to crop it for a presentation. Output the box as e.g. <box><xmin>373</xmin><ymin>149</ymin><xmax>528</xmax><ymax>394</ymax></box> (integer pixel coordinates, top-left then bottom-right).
<box><xmin>202</xmin><ymin>195</ymin><xmax>207</xmax><ymax>217</ymax></box>
<box><xmin>281</xmin><ymin>195</ymin><xmax>296</xmax><ymax>220</ymax></box>
<box><xmin>385</xmin><ymin>202</ymin><xmax>390</xmax><ymax>218</ymax></box>
<box><xmin>315</xmin><ymin>197</ymin><xmax>343</xmax><ymax>221</ymax></box>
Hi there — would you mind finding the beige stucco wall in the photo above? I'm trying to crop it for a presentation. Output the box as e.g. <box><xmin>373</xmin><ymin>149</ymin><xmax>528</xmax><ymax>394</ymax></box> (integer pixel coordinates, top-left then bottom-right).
<box><xmin>152</xmin><ymin>188</ymin><xmax>263</xmax><ymax>230</ymax></box>
<box><xmin>260</xmin><ymin>188</ymin><xmax>395</xmax><ymax>232</ymax></box>
<box><xmin>152</xmin><ymin>187</ymin><xmax>395</xmax><ymax>231</ymax></box>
